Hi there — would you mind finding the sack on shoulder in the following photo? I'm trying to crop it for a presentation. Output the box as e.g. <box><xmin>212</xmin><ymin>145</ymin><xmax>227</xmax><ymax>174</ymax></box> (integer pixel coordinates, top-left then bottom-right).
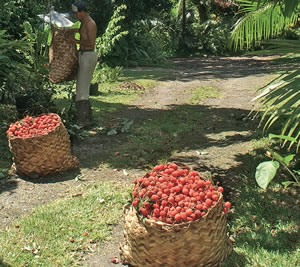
<box><xmin>49</xmin><ymin>30</ymin><xmax>78</xmax><ymax>83</ymax></box>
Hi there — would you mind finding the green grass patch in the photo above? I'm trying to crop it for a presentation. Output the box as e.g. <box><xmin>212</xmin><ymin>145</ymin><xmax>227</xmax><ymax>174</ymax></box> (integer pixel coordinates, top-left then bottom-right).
<box><xmin>101</xmin><ymin>105</ymin><xmax>204</xmax><ymax>169</ymax></box>
<box><xmin>91</xmin><ymin>80</ymin><xmax>153</xmax><ymax>123</ymax></box>
<box><xmin>0</xmin><ymin>181</ymin><xmax>131</xmax><ymax>266</ymax></box>
<box><xmin>190</xmin><ymin>86</ymin><xmax>221</xmax><ymax>104</ymax></box>
<box><xmin>221</xmin><ymin>180</ymin><xmax>300</xmax><ymax>266</ymax></box>
<box><xmin>53</xmin><ymin>77</ymin><xmax>157</xmax><ymax>124</ymax></box>
<box><xmin>219</xmin><ymin>134</ymin><xmax>300</xmax><ymax>266</ymax></box>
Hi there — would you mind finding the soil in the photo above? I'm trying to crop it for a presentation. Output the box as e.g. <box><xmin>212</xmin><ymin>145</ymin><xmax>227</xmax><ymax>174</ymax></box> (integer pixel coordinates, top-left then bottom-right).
<box><xmin>0</xmin><ymin>56</ymin><xmax>286</xmax><ymax>266</ymax></box>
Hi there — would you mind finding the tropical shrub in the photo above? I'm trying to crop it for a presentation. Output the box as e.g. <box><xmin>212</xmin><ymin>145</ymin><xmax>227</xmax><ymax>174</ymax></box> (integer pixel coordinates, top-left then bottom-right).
<box><xmin>0</xmin><ymin>0</ymin><xmax>44</xmax><ymax>39</ymax></box>
<box><xmin>0</xmin><ymin>30</ymin><xmax>30</xmax><ymax>103</ymax></box>
<box><xmin>187</xmin><ymin>17</ymin><xmax>233</xmax><ymax>56</ymax></box>
<box><xmin>93</xmin><ymin>64</ymin><xmax>123</xmax><ymax>83</ymax></box>
<box><xmin>19</xmin><ymin>21</ymin><xmax>56</xmax><ymax>115</ymax></box>
<box><xmin>230</xmin><ymin>0</ymin><xmax>300</xmax><ymax>160</ymax></box>
<box><xmin>94</xmin><ymin>5</ymin><xmax>128</xmax><ymax>80</ymax></box>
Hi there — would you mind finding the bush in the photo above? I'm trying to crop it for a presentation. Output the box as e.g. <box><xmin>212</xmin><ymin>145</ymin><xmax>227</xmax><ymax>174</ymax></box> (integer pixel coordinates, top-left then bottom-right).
<box><xmin>0</xmin><ymin>30</ymin><xmax>31</xmax><ymax>103</ymax></box>
<box><xmin>184</xmin><ymin>17</ymin><xmax>233</xmax><ymax>56</ymax></box>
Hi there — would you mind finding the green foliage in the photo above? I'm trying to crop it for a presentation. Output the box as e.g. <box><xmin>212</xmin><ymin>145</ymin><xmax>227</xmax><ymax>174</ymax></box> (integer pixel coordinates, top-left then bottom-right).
<box><xmin>0</xmin><ymin>30</ymin><xmax>31</xmax><ymax>103</ymax></box>
<box><xmin>256</xmin><ymin>160</ymin><xmax>280</xmax><ymax>189</ymax></box>
<box><xmin>187</xmin><ymin>18</ymin><xmax>233</xmax><ymax>56</ymax></box>
<box><xmin>107</xmin><ymin>118</ymin><xmax>134</xmax><ymax>136</ymax></box>
<box><xmin>113</xmin><ymin>0</ymin><xmax>172</xmax><ymax>25</ymax></box>
<box><xmin>131</xmin><ymin>19</ymin><xmax>170</xmax><ymax>62</ymax></box>
<box><xmin>165</xmin><ymin>0</ymin><xmax>236</xmax><ymax>56</ymax></box>
<box><xmin>94</xmin><ymin>5</ymin><xmax>128</xmax><ymax>77</ymax></box>
<box><xmin>93</xmin><ymin>63</ymin><xmax>123</xmax><ymax>83</ymax></box>
<box><xmin>18</xmin><ymin>21</ymin><xmax>56</xmax><ymax>115</ymax></box>
<box><xmin>105</xmin><ymin>17</ymin><xmax>171</xmax><ymax>66</ymax></box>
<box><xmin>96</xmin><ymin>5</ymin><xmax>128</xmax><ymax>58</ymax></box>
<box><xmin>23</xmin><ymin>21</ymin><xmax>50</xmax><ymax>89</ymax></box>
<box><xmin>0</xmin><ymin>0</ymin><xmax>46</xmax><ymax>39</ymax></box>
<box><xmin>230</xmin><ymin>0</ymin><xmax>299</xmax><ymax>51</ymax></box>
<box><xmin>254</xmin><ymin>67</ymin><xmax>300</xmax><ymax>150</ymax></box>
<box><xmin>255</xmin><ymin>134</ymin><xmax>299</xmax><ymax>189</ymax></box>
<box><xmin>95</xmin><ymin>1</ymin><xmax>173</xmax><ymax>66</ymax></box>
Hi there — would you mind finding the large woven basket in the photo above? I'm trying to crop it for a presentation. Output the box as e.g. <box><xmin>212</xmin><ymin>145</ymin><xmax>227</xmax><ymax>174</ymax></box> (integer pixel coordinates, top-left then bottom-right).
<box><xmin>8</xmin><ymin>115</ymin><xmax>79</xmax><ymax>177</ymax></box>
<box><xmin>120</xmin><ymin>193</ymin><xmax>232</xmax><ymax>267</ymax></box>
<box><xmin>49</xmin><ymin>30</ymin><xmax>78</xmax><ymax>84</ymax></box>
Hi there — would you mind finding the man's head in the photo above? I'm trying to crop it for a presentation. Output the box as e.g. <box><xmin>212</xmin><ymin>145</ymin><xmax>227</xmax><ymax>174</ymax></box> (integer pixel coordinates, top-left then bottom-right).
<box><xmin>72</xmin><ymin>2</ymin><xmax>87</xmax><ymax>19</ymax></box>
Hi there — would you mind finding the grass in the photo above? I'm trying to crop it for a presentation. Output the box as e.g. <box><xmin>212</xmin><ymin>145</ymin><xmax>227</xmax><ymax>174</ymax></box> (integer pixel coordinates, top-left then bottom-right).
<box><xmin>53</xmin><ymin>75</ymin><xmax>157</xmax><ymax>124</ymax></box>
<box><xmin>98</xmin><ymin>104</ymin><xmax>205</xmax><ymax>169</ymax></box>
<box><xmin>190</xmin><ymin>86</ymin><xmax>221</xmax><ymax>104</ymax></box>
<box><xmin>245</xmin><ymin>40</ymin><xmax>300</xmax><ymax>56</ymax></box>
<box><xmin>0</xmin><ymin>181</ymin><xmax>130</xmax><ymax>266</ymax></box>
<box><xmin>219</xmin><ymin>135</ymin><xmax>300</xmax><ymax>266</ymax></box>
<box><xmin>221</xmin><ymin>180</ymin><xmax>300</xmax><ymax>266</ymax></box>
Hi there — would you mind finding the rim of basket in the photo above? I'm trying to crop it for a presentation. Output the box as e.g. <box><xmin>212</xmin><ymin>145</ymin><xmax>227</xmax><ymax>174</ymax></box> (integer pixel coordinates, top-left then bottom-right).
<box><xmin>7</xmin><ymin>113</ymin><xmax>63</xmax><ymax>141</ymax></box>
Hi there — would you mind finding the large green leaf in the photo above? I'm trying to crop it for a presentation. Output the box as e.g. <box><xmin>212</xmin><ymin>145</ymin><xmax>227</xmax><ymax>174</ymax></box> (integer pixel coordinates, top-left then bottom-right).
<box><xmin>255</xmin><ymin>161</ymin><xmax>280</xmax><ymax>189</ymax></box>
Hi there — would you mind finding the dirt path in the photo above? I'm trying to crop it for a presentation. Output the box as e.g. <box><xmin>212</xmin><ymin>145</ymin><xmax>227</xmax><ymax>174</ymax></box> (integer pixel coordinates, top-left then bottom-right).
<box><xmin>0</xmin><ymin>56</ymin><xmax>282</xmax><ymax>266</ymax></box>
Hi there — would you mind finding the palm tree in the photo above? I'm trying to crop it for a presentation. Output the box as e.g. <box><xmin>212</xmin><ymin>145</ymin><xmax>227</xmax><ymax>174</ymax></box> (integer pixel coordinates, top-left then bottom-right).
<box><xmin>229</xmin><ymin>0</ymin><xmax>300</xmax><ymax>150</ymax></box>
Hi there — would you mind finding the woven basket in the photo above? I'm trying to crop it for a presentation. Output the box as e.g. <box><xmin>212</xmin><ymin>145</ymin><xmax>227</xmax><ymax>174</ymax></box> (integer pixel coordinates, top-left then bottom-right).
<box><xmin>120</xmin><ymin>194</ymin><xmax>232</xmax><ymax>267</ymax></box>
<box><xmin>8</xmin><ymin>115</ymin><xmax>79</xmax><ymax>177</ymax></box>
<box><xmin>49</xmin><ymin>30</ymin><xmax>78</xmax><ymax>84</ymax></box>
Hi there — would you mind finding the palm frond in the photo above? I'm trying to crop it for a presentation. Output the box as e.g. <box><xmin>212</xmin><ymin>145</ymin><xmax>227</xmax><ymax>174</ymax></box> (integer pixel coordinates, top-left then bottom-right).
<box><xmin>229</xmin><ymin>1</ymin><xmax>298</xmax><ymax>51</ymax></box>
<box><xmin>283</xmin><ymin>0</ymin><xmax>299</xmax><ymax>16</ymax></box>
<box><xmin>256</xmin><ymin>69</ymin><xmax>300</xmax><ymax>150</ymax></box>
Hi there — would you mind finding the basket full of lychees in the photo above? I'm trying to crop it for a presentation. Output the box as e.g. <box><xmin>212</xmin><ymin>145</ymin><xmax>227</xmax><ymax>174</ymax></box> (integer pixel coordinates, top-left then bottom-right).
<box><xmin>120</xmin><ymin>162</ymin><xmax>232</xmax><ymax>267</ymax></box>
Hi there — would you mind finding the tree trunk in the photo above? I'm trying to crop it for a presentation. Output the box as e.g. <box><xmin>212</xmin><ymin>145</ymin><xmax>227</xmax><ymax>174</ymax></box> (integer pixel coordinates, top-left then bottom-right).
<box><xmin>182</xmin><ymin>0</ymin><xmax>186</xmax><ymax>42</ymax></box>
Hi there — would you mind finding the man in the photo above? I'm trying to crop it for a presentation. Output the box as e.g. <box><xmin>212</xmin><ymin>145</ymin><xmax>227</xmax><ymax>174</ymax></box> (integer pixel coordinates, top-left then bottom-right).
<box><xmin>68</xmin><ymin>2</ymin><xmax>98</xmax><ymax>127</ymax></box>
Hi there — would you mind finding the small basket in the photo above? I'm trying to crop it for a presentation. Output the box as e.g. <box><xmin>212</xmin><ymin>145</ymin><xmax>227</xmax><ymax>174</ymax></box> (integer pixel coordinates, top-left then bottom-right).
<box><xmin>120</xmin><ymin>175</ymin><xmax>232</xmax><ymax>267</ymax></box>
<box><xmin>49</xmin><ymin>30</ymin><xmax>78</xmax><ymax>84</ymax></box>
<box><xmin>8</xmin><ymin>114</ymin><xmax>79</xmax><ymax>177</ymax></box>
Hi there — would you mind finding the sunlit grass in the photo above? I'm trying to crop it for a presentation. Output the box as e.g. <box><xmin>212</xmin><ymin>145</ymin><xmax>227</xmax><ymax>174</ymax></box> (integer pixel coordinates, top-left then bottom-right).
<box><xmin>0</xmin><ymin>182</ymin><xmax>130</xmax><ymax>266</ymax></box>
<box><xmin>221</xmin><ymin>179</ymin><xmax>300</xmax><ymax>266</ymax></box>
<box><xmin>190</xmin><ymin>86</ymin><xmax>221</xmax><ymax>104</ymax></box>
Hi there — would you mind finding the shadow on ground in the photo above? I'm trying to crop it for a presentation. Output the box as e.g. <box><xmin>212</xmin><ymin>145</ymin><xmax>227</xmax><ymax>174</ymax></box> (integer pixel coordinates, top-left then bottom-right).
<box><xmin>73</xmin><ymin>102</ymin><xmax>261</xmax><ymax>171</ymax></box>
<box><xmin>124</xmin><ymin>56</ymin><xmax>293</xmax><ymax>83</ymax></box>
